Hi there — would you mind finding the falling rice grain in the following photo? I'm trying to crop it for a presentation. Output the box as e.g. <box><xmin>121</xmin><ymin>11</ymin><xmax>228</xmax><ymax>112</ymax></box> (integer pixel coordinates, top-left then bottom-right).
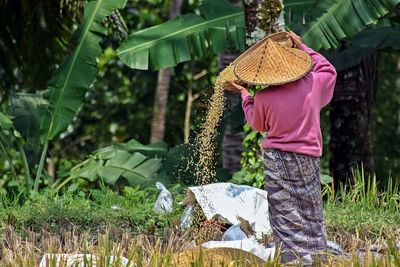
<box><xmin>196</xmin><ymin>64</ymin><xmax>238</xmax><ymax>185</ymax></box>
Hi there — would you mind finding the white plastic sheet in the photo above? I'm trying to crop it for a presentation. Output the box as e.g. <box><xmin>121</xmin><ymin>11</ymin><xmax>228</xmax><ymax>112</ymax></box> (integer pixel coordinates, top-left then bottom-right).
<box><xmin>187</xmin><ymin>183</ymin><xmax>271</xmax><ymax>238</ymax></box>
<box><xmin>39</xmin><ymin>254</ymin><xmax>132</xmax><ymax>267</ymax></box>
<box><xmin>221</xmin><ymin>224</ymin><xmax>248</xmax><ymax>241</ymax></box>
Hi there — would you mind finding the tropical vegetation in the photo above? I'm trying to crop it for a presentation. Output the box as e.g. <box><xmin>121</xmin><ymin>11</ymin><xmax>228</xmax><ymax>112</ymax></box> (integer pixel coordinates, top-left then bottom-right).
<box><xmin>0</xmin><ymin>0</ymin><xmax>399</xmax><ymax>265</ymax></box>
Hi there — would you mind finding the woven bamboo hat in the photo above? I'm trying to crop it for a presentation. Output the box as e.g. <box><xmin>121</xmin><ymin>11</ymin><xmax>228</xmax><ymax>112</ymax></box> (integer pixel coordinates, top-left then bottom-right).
<box><xmin>232</xmin><ymin>32</ymin><xmax>312</xmax><ymax>87</ymax></box>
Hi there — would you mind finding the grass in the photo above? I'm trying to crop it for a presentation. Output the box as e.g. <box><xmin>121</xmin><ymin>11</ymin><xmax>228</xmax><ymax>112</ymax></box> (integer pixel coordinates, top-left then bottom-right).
<box><xmin>0</xmin><ymin>184</ymin><xmax>185</xmax><ymax>237</ymax></box>
<box><xmin>324</xmin><ymin>168</ymin><xmax>400</xmax><ymax>250</ymax></box>
<box><xmin>1</xmin><ymin>170</ymin><xmax>400</xmax><ymax>266</ymax></box>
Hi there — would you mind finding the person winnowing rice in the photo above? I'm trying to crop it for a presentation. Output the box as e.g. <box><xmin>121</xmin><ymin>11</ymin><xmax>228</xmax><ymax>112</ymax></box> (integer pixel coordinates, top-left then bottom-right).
<box><xmin>226</xmin><ymin>31</ymin><xmax>337</xmax><ymax>265</ymax></box>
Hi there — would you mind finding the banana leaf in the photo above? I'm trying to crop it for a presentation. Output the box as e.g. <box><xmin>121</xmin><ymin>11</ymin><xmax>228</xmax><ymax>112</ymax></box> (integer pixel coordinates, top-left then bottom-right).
<box><xmin>70</xmin><ymin>139</ymin><xmax>165</xmax><ymax>187</ymax></box>
<box><xmin>94</xmin><ymin>139</ymin><xmax>168</xmax><ymax>159</ymax></box>
<box><xmin>39</xmin><ymin>0</ymin><xmax>127</xmax><ymax>143</ymax></box>
<box><xmin>325</xmin><ymin>25</ymin><xmax>400</xmax><ymax>71</ymax></box>
<box><xmin>97</xmin><ymin>150</ymin><xmax>162</xmax><ymax>185</ymax></box>
<box><xmin>296</xmin><ymin>0</ymin><xmax>400</xmax><ymax>50</ymax></box>
<box><xmin>0</xmin><ymin>110</ymin><xmax>31</xmax><ymax>186</ymax></box>
<box><xmin>284</xmin><ymin>0</ymin><xmax>317</xmax><ymax>24</ymax></box>
<box><xmin>117</xmin><ymin>0</ymin><xmax>245</xmax><ymax>70</ymax></box>
<box><xmin>9</xmin><ymin>93</ymin><xmax>48</xmax><ymax>165</ymax></box>
<box><xmin>117</xmin><ymin>0</ymin><xmax>400</xmax><ymax>71</ymax></box>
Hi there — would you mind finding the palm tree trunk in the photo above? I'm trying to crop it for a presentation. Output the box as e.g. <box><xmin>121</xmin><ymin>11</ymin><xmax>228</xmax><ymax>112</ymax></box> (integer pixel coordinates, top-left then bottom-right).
<box><xmin>329</xmin><ymin>53</ymin><xmax>378</xmax><ymax>188</ymax></box>
<box><xmin>243</xmin><ymin>0</ymin><xmax>284</xmax><ymax>46</ymax></box>
<box><xmin>151</xmin><ymin>69</ymin><xmax>171</xmax><ymax>143</ymax></box>
<box><xmin>150</xmin><ymin>0</ymin><xmax>182</xmax><ymax>144</ymax></box>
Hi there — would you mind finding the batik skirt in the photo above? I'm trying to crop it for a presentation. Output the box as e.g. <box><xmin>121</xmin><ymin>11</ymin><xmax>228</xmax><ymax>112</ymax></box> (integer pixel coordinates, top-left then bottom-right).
<box><xmin>263</xmin><ymin>148</ymin><xmax>327</xmax><ymax>265</ymax></box>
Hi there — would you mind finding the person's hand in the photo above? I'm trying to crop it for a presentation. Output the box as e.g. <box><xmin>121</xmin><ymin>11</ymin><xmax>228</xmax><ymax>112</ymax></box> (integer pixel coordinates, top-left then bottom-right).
<box><xmin>287</xmin><ymin>31</ymin><xmax>303</xmax><ymax>48</ymax></box>
<box><xmin>226</xmin><ymin>81</ymin><xmax>249</xmax><ymax>95</ymax></box>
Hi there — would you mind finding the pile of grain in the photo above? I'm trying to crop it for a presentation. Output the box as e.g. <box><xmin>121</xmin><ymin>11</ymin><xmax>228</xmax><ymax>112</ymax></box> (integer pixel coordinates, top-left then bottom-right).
<box><xmin>196</xmin><ymin>64</ymin><xmax>238</xmax><ymax>185</ymax></box>
<box><xmin>173</xmin><ymin>247</ymin><xmax>265</xmax><ymax>266</ymax></box>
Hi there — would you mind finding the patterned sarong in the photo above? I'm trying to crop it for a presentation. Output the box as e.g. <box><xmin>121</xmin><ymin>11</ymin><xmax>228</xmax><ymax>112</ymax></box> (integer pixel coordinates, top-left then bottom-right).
<box><xmin>263</xmin><ymin>149</ymin><xmax>327</xmax><ymax>265</ymax></box>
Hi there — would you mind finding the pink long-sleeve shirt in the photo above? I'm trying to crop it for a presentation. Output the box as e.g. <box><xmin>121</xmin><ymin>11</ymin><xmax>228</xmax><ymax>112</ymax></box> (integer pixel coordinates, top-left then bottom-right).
<box><xmin>241</xmin><ymin>44</ymin><xmax>337</xmax><ymax>157</ymax></box>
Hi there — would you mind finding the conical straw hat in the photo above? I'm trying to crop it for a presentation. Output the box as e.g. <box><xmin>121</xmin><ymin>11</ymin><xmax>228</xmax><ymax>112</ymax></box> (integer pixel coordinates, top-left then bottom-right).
<box><xmin>231</xmin><ymin>32</ymin><xmax>294</xmax><ymax>62</ymax></box>
<box><xmin>233</xmin><ymin>33</ymin><xmax>312</xmax><ymax>87</ymax></box>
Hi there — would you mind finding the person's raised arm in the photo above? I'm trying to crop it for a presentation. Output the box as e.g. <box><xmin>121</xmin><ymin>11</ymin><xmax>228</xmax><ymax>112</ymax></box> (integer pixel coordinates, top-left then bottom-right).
<box><xmin>227</xmin><ymin>82</ymin><xmax>267</xmax><ymax>132</ymax></box>
<box><xmin>288</xmin><ymin>31</ymin><xmax>337</xmax><ymax>108</ymax></box>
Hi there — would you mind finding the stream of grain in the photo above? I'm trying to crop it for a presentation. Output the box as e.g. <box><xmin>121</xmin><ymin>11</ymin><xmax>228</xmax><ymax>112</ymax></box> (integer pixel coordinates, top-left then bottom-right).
<box><xmin>196</xmin><ymin>64</ymin><xmax>238</xmax><ymax>185</ymax></box>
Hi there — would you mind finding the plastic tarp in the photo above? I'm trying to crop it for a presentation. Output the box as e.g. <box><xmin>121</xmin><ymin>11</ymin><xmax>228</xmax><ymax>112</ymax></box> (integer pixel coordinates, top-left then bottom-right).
<box><xmin>39</xmin><ymin>254</ymin><xmax>132</xmax><ymax>267</ymax></box>
<box><xmin>186</xmin><ymin>182</ymin><xmax>271</xmax><ymax>238</ymax></box>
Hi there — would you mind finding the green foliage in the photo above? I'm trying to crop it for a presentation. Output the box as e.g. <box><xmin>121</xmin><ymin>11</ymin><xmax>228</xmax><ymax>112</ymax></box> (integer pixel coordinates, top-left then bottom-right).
<box><xmin>68</xmin><ymin>46</ymin><xmax>159</xmax><ymax>149</ymax></box>
<box><xmin>0</xmin><ymin>111</ymin><xmax>31</xmax><ymax>191</ymax></box>
<box><xmin>117</xmin><ymin>0</ymin><xmax>245</xmax><ymax>70</ymax></box>
<box><xmin>0</xmin><ymin>112</ymin><xmax>13</xmax><ymax>129</ymax></box>
<box><xmin>1</xmin><ymin>0</ymin><xmax>400</xmax><ymax>199</ymax></box>
<box><xmin>324</xmin><ymin>167</ymin><xmax>400</xmax><ymax>239</ymax></box>
<box><xmin>0</xmin><ymin>1</ymin><xmax>84</xmax><ymax>92</ymax></box>
<box><xmin>56</xmin><ymin>139</ymin><xmax>168</xmax><ymax>191</ymax></box>
<box><xmin>0</xmin><ymin>184</ymin><xmax>185</xmax><ymax>235</ymax></box>
<box><xmin>296</xmin><ymin>0</ymin><xmax>400</xmax><ymax>50</ymax></box>
<box><xmin>320</xmin><ymin>107</ymin><xmax>331</xmax><ymax>174</ymax></box>
<box><xmin>0</xmin><ymin>0</ymin><xmax>222</xmax><ymax>196</ymax></box>
<box><xmin>326</xmin><ymin>21</ymin><xmax>400</xmax><ymax>71</ymax></box>
<box><xmin>40</xmin><ymin>0</ymin><xmax>128</xmax><ymax>142</ymax></box>
<box><xmin>116</xmin><ymin>0</ymin><xmax>400</xmax><ymax>71</ymax></box>
<box><xmin>65</xmin><ymin>30</ymin><xmax>219</xmax><ymax>157</ymax></box>
<box><xmin>9</xmin><ymin>94</ymin><xmax>47</xmax><ymax>166</ymax></box>
<box><xmin>371</xmin><ymin>52</ymin><xmax>400</xmax><ymax>180</ymax></box>
<box><xmin>31</xmin><ymin>0</ymin><xmax>127</xmax><ymax>190</ymax></box>
<box><xmin>321</xmin><ymin>173</ymin><xmax>333</xmax><ymax>184</ymax></box>
<box><xmin>231</xmin><ymin>124</ymin><xmax>265</xmax><ymax>188</ymax></box>
<box><xmin>0</xmin><ymin>0</ymin><xmax>128</xmax><ymax>194</ymax></box>
<box><xmin>284</xmin><ymin>0</ymin><xmax>317</xmax><ymax>24</ymax></box>
<box><xmin>287</xmin><ymin>1</ymin><xmax>400</xmax><ymax>71</ymax></box>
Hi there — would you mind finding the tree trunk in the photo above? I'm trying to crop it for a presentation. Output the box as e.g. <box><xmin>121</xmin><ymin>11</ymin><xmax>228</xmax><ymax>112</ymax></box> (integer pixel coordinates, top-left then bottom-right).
<box><xmin>243</xmin><ymin>0</ymin><xmax>284</xmax><ymax>46</ymax></box>
<box><xmin>329</xmin><ymin>53</ymin><xmax>378</xmax><ymax>189</ymax></box>
<box><xmin>184</xmin><ymin>87</ymin><xmax>199</xmax><ymax>143</ymax></box>
<box><xmin>150</xmin><ymin>0</ymin><xmax>182</xmax><ymax>144</ymax></box>
<box><xmin>150</xmin><ymin>69</ymin><xmax>171</xmax><ymax>143</ymax></box>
